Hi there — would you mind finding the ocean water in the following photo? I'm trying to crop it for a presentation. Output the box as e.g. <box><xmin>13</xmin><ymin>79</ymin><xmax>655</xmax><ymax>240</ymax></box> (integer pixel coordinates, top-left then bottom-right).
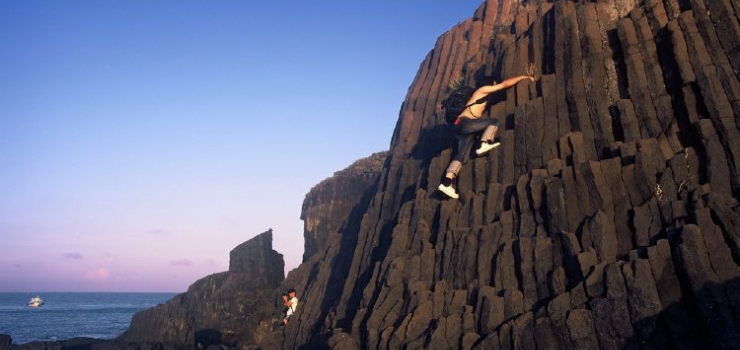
<box><xmin>0</xmin><ymin>292</ymin><xmax>176</xmax><ymax>345</ymax></box>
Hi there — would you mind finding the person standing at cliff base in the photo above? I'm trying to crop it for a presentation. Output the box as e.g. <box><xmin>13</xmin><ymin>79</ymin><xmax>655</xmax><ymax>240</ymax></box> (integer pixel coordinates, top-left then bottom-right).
<box><xmin>282</xmin><ymin>288</ymin><xmax>299</xmax><ymax>325</ymax></box>
<box><xmin>437</xmin><ymin>72</ymin><xmax>536</xmax><ymax>199</ymax></box>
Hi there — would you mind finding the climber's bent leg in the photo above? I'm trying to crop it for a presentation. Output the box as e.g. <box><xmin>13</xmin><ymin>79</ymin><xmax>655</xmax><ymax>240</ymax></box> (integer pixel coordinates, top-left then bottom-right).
<box><xmin>481</xmin><ymin>125</ymin><xmax>498</xmax><ymax>143</ymax></box>
<box><xmin>476</xmin><ymin>125</ymin><xmax>500</xmax><ymax>155</ymax></box>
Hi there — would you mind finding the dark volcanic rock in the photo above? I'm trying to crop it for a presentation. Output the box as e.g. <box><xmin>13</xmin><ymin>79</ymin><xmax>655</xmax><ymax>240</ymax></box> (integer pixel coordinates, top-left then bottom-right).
<box><xmin>262</xmin><ymin>0</ymin><xmax>740</xmax><ymax>349</ymax></box>
<box><xmin>0</xmin><ymin>335</ymin><xmax>10</xmax><ymax>350</ymax></box>
<box><xmin>301</xmin><ymin>151</ymin><xmax>387</xmax><ymax>261</ymax></box>
<box><xmin>119</xmin><ymin>229</ymin><xmax>284</xmax><ymax>348</ymax></box>
<box><xmin>229</xmin><ymin>229</ymin><xmax>284</xmax><ymax>286</ymax></box>
<box><xmin>4</xmin><ymin>337</ymin><xmax>188</xmax><ymax>350</ymax></box>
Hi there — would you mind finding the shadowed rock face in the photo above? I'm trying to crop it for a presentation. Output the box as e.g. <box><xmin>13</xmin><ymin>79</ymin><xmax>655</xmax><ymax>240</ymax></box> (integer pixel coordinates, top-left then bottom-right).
<box><xmin>301</xmin><ymin>152</ymin><xmax>388</xmax><ymax>262</ymax></box>
<box><xmin>230</xmin><ymin>229</ymin><xmax>285</xmax><ymax>287</ymax></box>
<box><xmin>302</xmin><ymin>151</ymin><xmax>388</xmax><ymax>261</ymax></box>
<box><xmin>273</xmin><ymin>0</ymin><xmax>740</xmax><ymax>349</ymax></box>
<box><xmin>261</xmin><ymin>152</ymin><xmax>388</xmax><ymax>350</ymax></box>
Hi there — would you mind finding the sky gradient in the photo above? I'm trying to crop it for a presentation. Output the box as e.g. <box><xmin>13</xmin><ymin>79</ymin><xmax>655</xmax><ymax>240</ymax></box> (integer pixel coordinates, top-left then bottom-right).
<box><xmin>0</xmin><ymin>0</ymin><xmax>483</xmax><ymax>293</ymax></box>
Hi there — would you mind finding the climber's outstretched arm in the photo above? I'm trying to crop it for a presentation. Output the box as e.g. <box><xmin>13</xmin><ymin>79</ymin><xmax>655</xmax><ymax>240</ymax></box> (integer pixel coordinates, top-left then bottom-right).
<box><xmin>472</xmin><ymin>75</ymin><xmax>535</xmax><ymax>98</ymax></box>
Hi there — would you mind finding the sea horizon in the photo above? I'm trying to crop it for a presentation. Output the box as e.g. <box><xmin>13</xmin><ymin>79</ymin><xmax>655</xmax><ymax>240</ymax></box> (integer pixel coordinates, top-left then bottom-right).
<box><xmin>0</xmin><ymin>292</ymin><xmax>177</xmax><ymax>344</ymax></box>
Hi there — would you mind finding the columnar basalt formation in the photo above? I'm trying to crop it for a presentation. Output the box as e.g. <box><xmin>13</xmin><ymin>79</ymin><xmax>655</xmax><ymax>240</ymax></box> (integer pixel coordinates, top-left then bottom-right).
<box><xmin>274</xmin><ymin>0</ymin><xmax>740</xmax><ymax>349</ymax></box>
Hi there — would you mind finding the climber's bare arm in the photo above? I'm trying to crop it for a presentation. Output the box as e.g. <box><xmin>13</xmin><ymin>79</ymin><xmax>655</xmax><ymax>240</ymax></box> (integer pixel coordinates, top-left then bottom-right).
<box><xmin>472</xmin><ymin>63</ymin><xmax>537</xmax><ymax>100</ymax></box>
<box><xmin>461</xmin><ymin>74</ymin><xmax>535</xmax><ymax>117</ymax></box>
<box><xmin>473</xmin><ymin>75</ymin><xmax>535</xmax><ymax>98</ymax></box>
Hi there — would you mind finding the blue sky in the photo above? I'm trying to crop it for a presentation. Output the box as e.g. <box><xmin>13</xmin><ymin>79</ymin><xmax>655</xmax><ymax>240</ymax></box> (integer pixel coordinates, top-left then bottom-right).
<box><xmin>0</xmin><ymin>0</ymin><xmax>483</xmax><ymax>292</ymax></box>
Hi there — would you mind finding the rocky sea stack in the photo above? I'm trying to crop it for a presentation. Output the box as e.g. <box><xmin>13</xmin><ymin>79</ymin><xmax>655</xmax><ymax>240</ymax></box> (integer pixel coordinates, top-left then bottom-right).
<box><xmin>5</xmin><ymin>0</ymin><xmax>740</xmax><ymax>349</ymax></box>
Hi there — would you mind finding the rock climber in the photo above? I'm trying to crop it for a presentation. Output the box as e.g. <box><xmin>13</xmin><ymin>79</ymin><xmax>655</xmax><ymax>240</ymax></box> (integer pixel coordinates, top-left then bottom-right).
<box><xmin>437</xmin><ymin>71</ymin><xmax>536</xmax><ymax>199</ymax></box>
<box><xmin>282</xmin><ymin>288</ymin><xmax>299</xmax><ymax>325</ymax></box>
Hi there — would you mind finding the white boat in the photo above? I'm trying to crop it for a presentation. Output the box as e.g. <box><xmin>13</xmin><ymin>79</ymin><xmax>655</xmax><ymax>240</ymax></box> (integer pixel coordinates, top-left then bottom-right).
<box><xmin>27</xmin><ymin>296</ymin><xmax>44</xmax><ymax>307</ymax></box>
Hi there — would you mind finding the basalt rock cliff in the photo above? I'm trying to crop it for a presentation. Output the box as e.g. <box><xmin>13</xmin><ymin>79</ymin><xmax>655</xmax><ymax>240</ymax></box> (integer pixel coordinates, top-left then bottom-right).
<box><xmin>271</xmin><ymin>0</ymin><xmax>740</xmax><ymax>349</ymax></box>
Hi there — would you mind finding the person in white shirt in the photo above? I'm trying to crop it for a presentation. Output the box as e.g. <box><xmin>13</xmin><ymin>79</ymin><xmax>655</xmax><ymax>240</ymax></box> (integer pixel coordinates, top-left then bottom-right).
<box><xmin>282</xmin><ymin>288</ymin><xmax>299</xmax><ymax>325</ymax></box>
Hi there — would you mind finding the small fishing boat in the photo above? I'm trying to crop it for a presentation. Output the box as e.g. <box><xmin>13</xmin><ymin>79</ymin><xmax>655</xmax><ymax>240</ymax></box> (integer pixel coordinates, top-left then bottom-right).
<box><xmin>27</xmin><ymin>296</ymin><xmax>44</xmax><ymax>307</ymax></box>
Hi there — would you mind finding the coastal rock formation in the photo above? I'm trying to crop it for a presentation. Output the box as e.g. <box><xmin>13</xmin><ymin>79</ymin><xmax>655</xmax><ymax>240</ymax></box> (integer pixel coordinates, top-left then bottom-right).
<box><xmin>255</xmin><ymin>152</ymin><xmax>388</xmax><ymax>349</ymax></box>
<box><xmin>2</xmin><ymin>336</ymin><xmax>186</xmax><ymax>350</ymax></box>
<box><xmin>112</xmin><ymin>152</ymin><xmax>388</xmax><ymax>349</ymax></box>
<box><xmin>229</xmin><ymin>229</ymin><xmax>285</xmax><ymax>287</ymax></box>
<box><xmin>10</xmin><ymin>0</ymin><xmax>740</xmax><ymax>348</ymax></box>
<box><xmin>302</xmin><ymin>151</ymin><xmax>388</xmax><ymax>261</ymax></box>
<box><xmin>265</xmin><ymin>0</ymin><xmax>740</xmax><ymax>349</ymax></box>
<box><xmin>119</xmin><ymin>229</ymin><xmax>284</xmax><ymax>348</ymax></box>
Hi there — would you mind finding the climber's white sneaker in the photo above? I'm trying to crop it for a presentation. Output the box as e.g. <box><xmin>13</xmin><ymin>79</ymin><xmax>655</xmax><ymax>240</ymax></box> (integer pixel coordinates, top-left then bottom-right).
<box><xmin>437</xmin><ymin>184</ymin><xmax>459</xmax><ymax>199</ymax></box>
<box><xmin>476</xmin><ymin>142</ymin><xmax>500</xmax><ymax>156</ymax></box>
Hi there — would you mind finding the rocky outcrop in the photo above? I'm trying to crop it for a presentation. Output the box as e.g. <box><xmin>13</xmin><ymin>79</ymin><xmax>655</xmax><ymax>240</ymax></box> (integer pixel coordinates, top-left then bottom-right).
<box><xmin>119</xmin><ymin>229</ymin><xmax>284</xmax><ymax>348</ymax></box>
<box><xmin>302</xmin><ymin>151</ymin><xmax>388</xmax><ymax>261</ymax></box>
<box><xmin>3</xmin><ymin>337</ymin><xmax>187</xmax><ymax>350</ymax></box>
<box><xmin>0</xmin><ymin>335</ymin><xmax>10</xmax><ymax>350</ymax></box>
<box><xmin>229</xmin><ymin>229</ymin><xmax>285</xmax><ymax>286</ymax></box>
<box><xmin>113</xmin><ymin>150</ymin><xmax>387</xmax><ymax>350</ymax></box>
<box><xmin>258</xmin><ymin>152</ymin><xmax>387</xmax><ymax>349</ymax></box>
<box><xmin>265</xmin><ymin>0</ymin><xmax>740</xmax><ymax>349</ymax></box>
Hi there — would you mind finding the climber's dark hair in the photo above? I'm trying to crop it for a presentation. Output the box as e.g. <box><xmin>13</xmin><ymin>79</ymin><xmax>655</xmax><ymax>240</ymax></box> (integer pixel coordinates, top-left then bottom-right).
<box><xmin>441</xmin><ymin>86</ymin><xmax>475</xmax><ymax>125</ymax></box>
